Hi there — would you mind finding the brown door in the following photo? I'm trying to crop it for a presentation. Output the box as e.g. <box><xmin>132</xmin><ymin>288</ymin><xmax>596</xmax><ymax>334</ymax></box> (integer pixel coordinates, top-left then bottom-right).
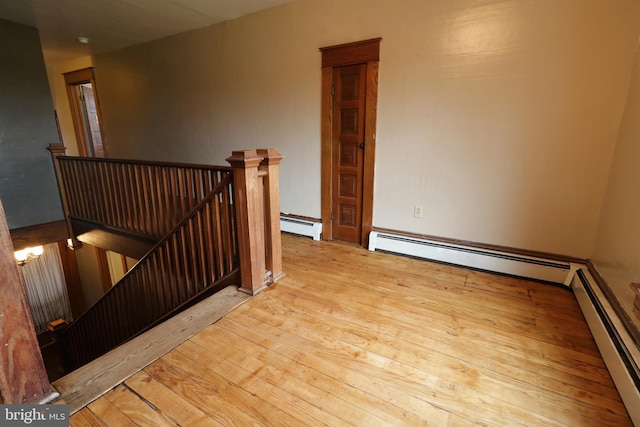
<box><xmin>332</xmin><ymin>64</ymin><xmax>367</xmax><ymax>243</ymax></box>
<box><xmin>79</xmin><ymin>85</ymin><xmax>105</xmax><ymax>158</ymax></box>
<box><xmin>321</xmin><ymin>38</ymin><xmax>380</xmax><ymax>247</ymax></box>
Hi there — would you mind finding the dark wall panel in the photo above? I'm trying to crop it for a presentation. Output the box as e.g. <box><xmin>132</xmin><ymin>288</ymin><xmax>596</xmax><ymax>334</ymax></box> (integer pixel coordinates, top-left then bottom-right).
<box><xmin>0</xmin><ymin>19</ymin><xmax>63</xmax><ymax>229</ymax></box>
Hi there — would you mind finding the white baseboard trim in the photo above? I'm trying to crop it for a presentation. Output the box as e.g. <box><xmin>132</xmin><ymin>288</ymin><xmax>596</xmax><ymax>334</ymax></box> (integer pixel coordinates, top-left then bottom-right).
<box><xmin>280</xmin><ymin>217</ymin><xmax>322</xmax><ymax>241</ymax></box>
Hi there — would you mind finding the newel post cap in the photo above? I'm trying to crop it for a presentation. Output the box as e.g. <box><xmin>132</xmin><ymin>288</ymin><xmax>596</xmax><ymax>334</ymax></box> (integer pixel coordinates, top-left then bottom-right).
<box><xmin>257</xmin><ymin>148</ymin><xmax>284</xmax><ymax>165</ymax></box>
<box><xmin>226</xmin><ymin>150</ymin><xmax>264</xmax><ymax>169</ymax></box>
<box><xmin>47</xmin><ymin>143</ymin><xmax>67</xmax><ymax>156</ymax></box>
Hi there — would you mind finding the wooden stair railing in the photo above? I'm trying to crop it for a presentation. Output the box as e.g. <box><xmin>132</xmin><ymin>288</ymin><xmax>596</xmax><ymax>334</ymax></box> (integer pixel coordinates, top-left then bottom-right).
<box><xmin>52</xmin><ymin>152</ymin><xmax>232</xmax><ymax>242</ymax></box>
<box><xmin>49</xmin><ymin>148</ymin><xmax>284</xmax><ymax>371</ymax></box>
<box><xmin>59</xmin><ymin>172</ymin><xmax>238</xmax><ymax>370</ymax></box>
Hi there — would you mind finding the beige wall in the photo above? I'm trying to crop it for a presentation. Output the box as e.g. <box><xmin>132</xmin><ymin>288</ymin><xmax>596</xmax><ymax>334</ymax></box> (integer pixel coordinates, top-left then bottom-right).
<box><xmin>53</xmin><ymin>0</ymin><xmax>640</xmax><ymax>259</ymax></box>
<box><xmin>74</xmin><ymin>243</ymin><xmax>104</xmax><ymax>309</ymax></box>
<box><xmin>592</xmin><ymin>42</ymin><xmax>640</xmax><ymax>329</ymax></box>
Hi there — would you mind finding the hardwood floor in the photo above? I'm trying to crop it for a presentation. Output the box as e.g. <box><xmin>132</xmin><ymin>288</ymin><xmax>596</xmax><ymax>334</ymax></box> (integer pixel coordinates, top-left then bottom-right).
<box><xmin>70</xmin><ymin>233</ymin><xmax>631</xmax><ymax>426</ymax></box>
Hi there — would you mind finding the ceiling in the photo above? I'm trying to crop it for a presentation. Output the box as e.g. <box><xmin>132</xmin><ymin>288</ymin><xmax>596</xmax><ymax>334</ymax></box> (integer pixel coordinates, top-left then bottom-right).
<box><xmin>0</xmin><ymin>0</ymin><xmax>295</xmax><ymax>64</ymax></box>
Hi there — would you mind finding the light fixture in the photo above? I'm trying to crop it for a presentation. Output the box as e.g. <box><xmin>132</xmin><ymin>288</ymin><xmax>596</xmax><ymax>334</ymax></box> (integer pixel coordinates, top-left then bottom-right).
<box><xmin>77</xmin><ymin>36</ymin><xmax>89</xmax><ymax>44</ymax></box>
<box><xmin>14</xmin><ymin>246</ymin><xmax>44</xmax><ymax>266</ymax></box>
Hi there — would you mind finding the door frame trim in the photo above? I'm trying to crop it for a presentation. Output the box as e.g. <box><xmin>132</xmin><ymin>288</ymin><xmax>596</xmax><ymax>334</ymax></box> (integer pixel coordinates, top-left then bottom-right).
<box><xmin>320</xmin><ymin>38</ymin><xmax>381</xmax><ymax>247</ymax></box>
<box><xmin>63</xmin><ymin>67</ymin><xmax>107</xmax><ymax>158</ymax></box>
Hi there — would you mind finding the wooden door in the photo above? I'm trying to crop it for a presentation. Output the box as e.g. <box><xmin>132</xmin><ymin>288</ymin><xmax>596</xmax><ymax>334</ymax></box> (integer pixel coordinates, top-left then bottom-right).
<box><xmin>320</xmin><ymin>38</ymin><xmax>380</xmax><ymax>247</ymax></box>
<box><xmin>332</xmin><ymin>64</ymin><xmax>366</xmax><ymax>242</ymax></box>
<box><xmin>80</xmin><ymin>85</ymin><xmax>105</xmax><ymax>158</ymax></box>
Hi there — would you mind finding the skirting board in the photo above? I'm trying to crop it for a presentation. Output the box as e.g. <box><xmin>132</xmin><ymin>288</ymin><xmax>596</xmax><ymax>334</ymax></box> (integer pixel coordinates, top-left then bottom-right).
<box><xmin>280</xmin><ymin>217</ymin><xmax>322</xmax><ymax>241</ymax></box>
<box><xmin>368</xmin><ymin>231</ymin><xmax>574</xmax><ymax>285</ymax></box>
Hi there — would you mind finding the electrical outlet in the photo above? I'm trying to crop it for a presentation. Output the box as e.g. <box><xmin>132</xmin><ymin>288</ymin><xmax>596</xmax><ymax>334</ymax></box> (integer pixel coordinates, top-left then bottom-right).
<box><xmin>414</xmin><ymin>205</ymin><xmax>423</xmax><ymax>218</ymax></box>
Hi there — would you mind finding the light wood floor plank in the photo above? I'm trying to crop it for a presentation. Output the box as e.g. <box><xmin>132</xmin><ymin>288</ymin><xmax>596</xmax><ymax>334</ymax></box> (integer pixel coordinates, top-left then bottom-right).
<box><xmin>233</xmin><ymin>302</ymin><xmax>565</xmax><ymax>426</ymax></box>
<box><xmin>176</xmin><ymin>341</ymin><xmax>348</xmax><ymax>427</ymax></box>
<box><xmin>102</xmin><ymin>385</ymin><xmax>176</xmax><ymax>426</ymax></box>
<box><xmin>124</xmin><ymin>371</ymin><xmax>222</xmax><ymax>427</ymax></box>
<box><xmin>69</xmin><ymin>408</ymin><xmax>106</xmax><ymax>427</ymax></box>
<box><xmin>271</xmin><ymin>273</ymin><xmax>613</xmax><ymax>389</ymax></box>
<box><xmin>190</xmin><ymin>324</ymin><xmax>441</xmax><ymax>426</ymax></box>
<box><xmin>86</xmin><ymin>397</ymin><xmax>137</xmax><ymax>427</ymax></box>
<box><xmin>284</xmin><ymin>254</ymin><xmax>601</xmax><ymax>359</ymax></box>
<box><xmin>66</xmin><ymin>233</ymin><xmax>631</xmax><ymax>426</ymax></box>
<box><xmin>146</xmin><ymin>353</ymin><xmax>301</xmax><ymax>426</ymax></box>
<box><xmin>250</xmin><ymin>289</ymin><xmax>629</xmax><ymax>425</ymax></box>
<box><xmin>220</xmin><ymin>313</ymin><xmax>492</xmax><ymax>425</ymax></box>
<box><xmin>268</xmin><ymin>282</ymin><xmax>624</xmax><ymax>406</ymax></box>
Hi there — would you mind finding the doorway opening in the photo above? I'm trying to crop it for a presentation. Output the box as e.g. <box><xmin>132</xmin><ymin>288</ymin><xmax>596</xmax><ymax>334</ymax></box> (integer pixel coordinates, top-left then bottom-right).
<box><xmin>320</xmin><ymin>38</ymin><xmax>381</xmax><ymax>247</ymax></box>
<box><xmin>63</xmin><ymin>68</ymin><xmax>106</xmax><ymax>158</ymax></box>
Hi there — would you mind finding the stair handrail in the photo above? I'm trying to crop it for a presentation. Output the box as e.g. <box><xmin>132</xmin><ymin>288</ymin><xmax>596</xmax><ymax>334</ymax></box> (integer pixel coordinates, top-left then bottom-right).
<box><xmin>60</xmin><ymin>172</ymin><xmax>238</xmax><ymax>370</ymax></box>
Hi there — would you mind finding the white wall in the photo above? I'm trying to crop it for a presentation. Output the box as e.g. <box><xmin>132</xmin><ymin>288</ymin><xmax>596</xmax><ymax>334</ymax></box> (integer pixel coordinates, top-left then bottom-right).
<box><xmin>74</xmin><ymin>243</ymin><xmax>105</xmax><ymax>309</ymax></box>
<box><xmin>592</xmin><ymin>41</ymin><xmax>640</xmax><ymax>331</ymax></box>
<box><xmin>53</xmin><ymin>0</ymin><xmax>640</xmax><ymax>259</ymax></box>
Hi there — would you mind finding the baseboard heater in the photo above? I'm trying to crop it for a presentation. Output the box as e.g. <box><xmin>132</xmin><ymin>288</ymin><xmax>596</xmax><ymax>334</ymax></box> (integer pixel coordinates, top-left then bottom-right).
<box><xmin>368</xmin><ymin>231</ymin><xmax>574</xmax><ymax>285</ymax></box>
<box><xmin>280</xmin><ymin>216</ymin><xmax>322</xmax><ymax>241</ymax></box>
<box><xmin>571</xmin><ymin>269</ymin><xmax>640</xmax><ymax>425</ymax></box>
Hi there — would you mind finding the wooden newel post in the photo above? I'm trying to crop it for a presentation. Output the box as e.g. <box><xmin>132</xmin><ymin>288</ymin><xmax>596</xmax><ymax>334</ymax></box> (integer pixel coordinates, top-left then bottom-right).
<box><xmin>227</xmin><ymin>150</ymin><xmax>268</xmax><ymax>295</ymax></box>
<box><xmin>0</xmin><ymin>199</ymin><xmax>55</xmax><ymax>404</ymax></box>
<box><xmin>258</xmin><ymin>149</ymin><xmax>284</xmax><ymax>282</ymax></box>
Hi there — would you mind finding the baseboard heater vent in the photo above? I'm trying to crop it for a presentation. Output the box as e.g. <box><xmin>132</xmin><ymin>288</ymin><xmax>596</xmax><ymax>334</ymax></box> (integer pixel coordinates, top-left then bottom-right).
<box><xmin>280</xmin><ymin>217</ymin><xmax>322</xmax><ymax>241</ymax></box>
<box><xmin>368</xmin><ymin>231</ymin><xmax>573</xmax><ymax>285</ymax></box>
<box><xmin>571</xmin><ymin>269</ymin><xmax>640</xmax><ymax>425</ymax></box>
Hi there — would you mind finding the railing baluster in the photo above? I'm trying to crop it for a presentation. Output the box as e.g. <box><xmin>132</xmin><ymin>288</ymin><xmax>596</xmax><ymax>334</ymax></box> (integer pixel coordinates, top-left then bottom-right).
<box><xmin>195</xmin><ymin>209</ymin><xmax>207</xmax><ymax>291</ymax></box>
<box><xmin>132</xmin><ymin>165</ymin><xmax>143</xmax><ymax>234</ymax></box>
<box><xmin>195</xmin><ymin>169</ymin><xmax>204</xmax><ymax>204</ymax></box>
<box><xmin>171</xmin><ymin>229</ymin><xmax>183</xmax><ymax>304</ymax></box>
<box><xmin>164</xmin><ymin>167</ymin><xmax>172</xmax><ymax>235</ymax></box>
<box><xmin>140</xmin><ymin>166</ymin><xmax>153</xmax><ymax>237</ymax></box>
<box><xmin>78</xmin><ymin>161</ymin><xmax>90</xmax><ymax>219</ymax></box>
<box><xmin>95</xmin><ymin>162</ymin><xmax>106</xmax><ymax>224</ymax></box>
<box><xmin>147</xmin><ymin>167</ymin><xmax>160</xmax><ymax>238</ymax></box>
<box><xmin>108</xmin><ymin>163</ymin><xmax>119</xmax><ymax>228</ymax></box>
<box><xmin>156</xmin><ymin>245</ymin><xmax>168</xmax><ymax>314</ymax></box>
<box><xmin>102</xmin><ymin>161</ymin><xmax>113</xmax><ymax>226</ymax></box>
<box><xmin>222</xmin><ymin>181</ymin><xmax>235</xmax><ymax>273</ymax></box>
<box><xmin>185</xmin><ymin>168</ymin><xmax>194</xmax><ymax>210</ymax></box>
<box><xmin>213</xmin><ymin>190</ymin><xmax>224</xmax><ymax>278</ymax></box>
<box><xmin>183</xmin><ymin>219</ymin><xmax>195</xmax><ymax>297</ymax></box>
<box><xmin>127</xmin><ymin>163</ymin><xmax>138</xmax><ymax>232</ymax></box>
<box><xmin>176</xmin><ymin>168</ymin><xmax>186</xmax><ymax>218</ymax></box>
<box><xmin>116</xmin><ymin>163</ymin><xmax>129</xmax><ymax>231</ymax></box>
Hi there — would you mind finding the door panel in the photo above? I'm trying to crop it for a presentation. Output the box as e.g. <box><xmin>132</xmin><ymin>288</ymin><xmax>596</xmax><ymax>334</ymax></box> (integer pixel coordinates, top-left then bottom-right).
<box><xmin>332</xmin><ymin>64</ymin><xmax>366</xmax><ymax>242</ymax></box>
